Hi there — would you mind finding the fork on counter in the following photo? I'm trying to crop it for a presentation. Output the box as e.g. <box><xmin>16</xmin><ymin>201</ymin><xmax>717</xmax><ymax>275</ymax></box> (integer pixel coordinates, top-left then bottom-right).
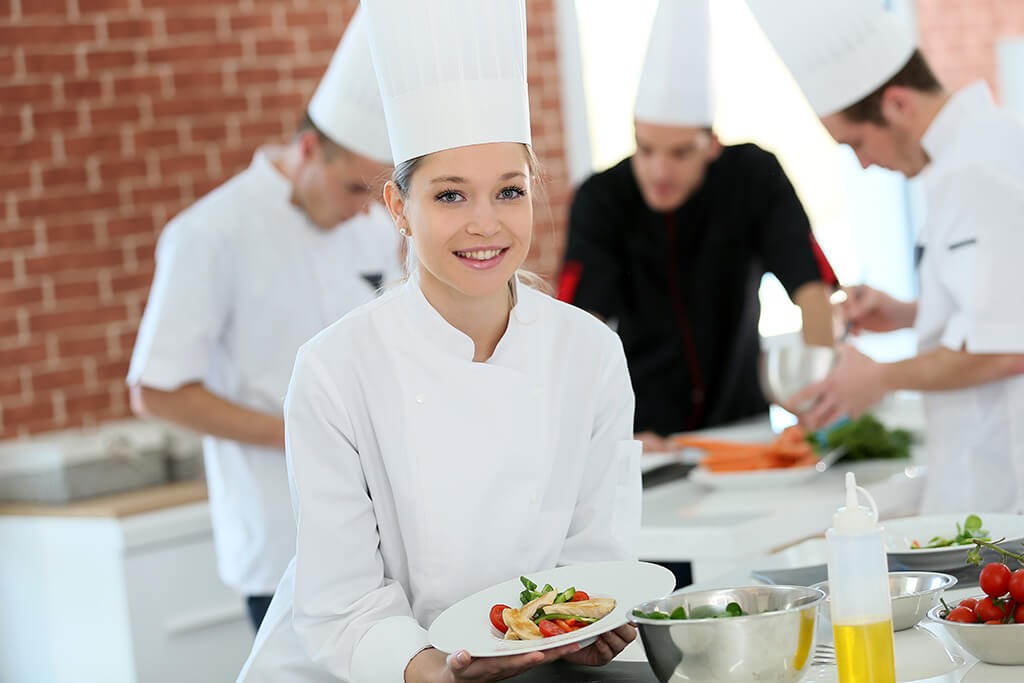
<box><xmin>811</xmin><ymin>642</ymin><xmax>836</xmax><ymax>666</ymax></box>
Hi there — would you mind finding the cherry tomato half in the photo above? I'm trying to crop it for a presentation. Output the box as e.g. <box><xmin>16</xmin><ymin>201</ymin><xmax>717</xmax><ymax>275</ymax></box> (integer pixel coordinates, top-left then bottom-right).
<box><xmin>980</xmin><ymin>562</ymin><xmax>1012</xmax><ymax>599</ymax></box>
<box><xmin>570</xmin><ymin>590</ymin><xmax>589</xmax><ymax>602</ymax></box>
<box><xmin>538</xmin><ymin>619</ymin><xmax>568</xmax><ymax>637</ymax></box>
<box><xmin>945</xmin><ymin>606</ymin><xmax>977</xmax><ymax>623</ymax></box>
<box><xmin>975</xmin><ymin>596</ymin><xmax>1012</xmax><ymax>623</ymax></box>
<box><xmin>958</xmin><ymin>598</ymin><xmax>979</xmax><ymax>612</ymax></box>
<box><xmin>1009</xmin><ymin>568</ymin><xmax>1024</xmax><ymax>604</ymax></box>
<box><xmin>489</xmin><ymin>604</ymin><xmax>510</xmax><ymax>633</ymax></box>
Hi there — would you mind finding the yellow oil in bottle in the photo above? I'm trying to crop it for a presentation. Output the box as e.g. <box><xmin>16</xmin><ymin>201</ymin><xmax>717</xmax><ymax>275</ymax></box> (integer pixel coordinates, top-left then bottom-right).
<box><xmin>833</xmin><ymin>620</ymin><xmax>896</xmax><ymax>683</ymax></box>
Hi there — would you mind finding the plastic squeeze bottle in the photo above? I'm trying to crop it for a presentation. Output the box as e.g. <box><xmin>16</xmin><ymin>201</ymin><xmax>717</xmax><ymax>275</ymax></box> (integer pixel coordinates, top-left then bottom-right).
<box><xmin>826</xmin><ymin>472</ymin><xmax>896</xmax><ymax>682</ymax></box>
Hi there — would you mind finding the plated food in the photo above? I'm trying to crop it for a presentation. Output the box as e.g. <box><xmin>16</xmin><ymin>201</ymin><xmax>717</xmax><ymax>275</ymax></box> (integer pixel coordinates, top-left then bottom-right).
<box><xmin>428</xmin><ymin>560</ymin><xmax>676</xmax><ymax>657</ymax></box>
<box><xmin>909</xmin><ymin>514</ymin><xmax>991</xmax><ymax>550</ymax></box>
<box><xmin>488</xmin><ymin>576</ymin><xmax>615</xmax><ymax>639</ymax></box>
<box><xmin>884</xmin><ymin>513</ymin><xmax>1024</xmax><ymax>571</ymax></box>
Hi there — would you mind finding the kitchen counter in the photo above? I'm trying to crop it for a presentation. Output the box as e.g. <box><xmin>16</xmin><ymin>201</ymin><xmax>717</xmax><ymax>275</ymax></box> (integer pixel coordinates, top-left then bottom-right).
<box><xmin>0</xmin><ymin>483</ymin><xmax>250</xmax><ymax>683</ymax></box>
<box><xmin>0</xmin><ymin>480</ymin><xmax>207</xmax><ymax>518</ymax></box>
<box><xmin>638</xmin><ymin>397</ymin><xmax>927</xmax><ymax>581</ymax></box>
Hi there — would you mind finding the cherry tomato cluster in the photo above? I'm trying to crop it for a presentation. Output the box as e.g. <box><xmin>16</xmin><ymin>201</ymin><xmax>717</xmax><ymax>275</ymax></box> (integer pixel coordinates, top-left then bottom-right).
<box><xmin>943</xmin><ymin>562</ymin><xmax>1024</xmax><ymax>624</ymax></box>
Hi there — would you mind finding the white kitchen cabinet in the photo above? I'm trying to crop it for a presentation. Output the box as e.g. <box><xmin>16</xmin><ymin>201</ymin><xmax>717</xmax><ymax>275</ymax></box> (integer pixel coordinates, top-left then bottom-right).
<box><xmin>0</xmin><ymin>489</ymin><xmax>253</xmax><ymax>683</ymax></box>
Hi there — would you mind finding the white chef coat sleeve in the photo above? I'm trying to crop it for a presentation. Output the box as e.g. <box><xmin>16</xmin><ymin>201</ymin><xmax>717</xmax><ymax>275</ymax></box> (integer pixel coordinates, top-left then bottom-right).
<box><xmin>937</xmin><ymin>167</ymin><xmax>1024</xmax><ymax>354</ymax></box>
<box><xmin>126</xmin><ymin>216</ymin><xmax>233</xmax><ymax>390</ymax></box>
<box><xmin>558</xmin><ymin>333</ymin><xmax>642</xmax><ymax>565</ymax></box>
<box><xmin>284</xmin><ymin>348</ymin><xmax>429</xmax><ymax>683</ymax></box>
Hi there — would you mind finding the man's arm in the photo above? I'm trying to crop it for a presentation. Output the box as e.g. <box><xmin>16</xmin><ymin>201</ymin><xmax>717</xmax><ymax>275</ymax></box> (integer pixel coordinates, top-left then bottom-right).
<box><xmin>881</xmin><ymin>347</ymin><xmax>1024</xmax><ymax>392</ymax></box>
<box><xmin>130</xmin><ymin>383</ymin><xmax>285</xmax><ymax>450</ymax></box>
<box><xmin>790</xmin><ymin>345</ymin><xmax>1024</xmax><ymax>429</ymax></box>
<box><xmin>793</xmin><ymin>281</ymin><xmax>835</xmax><ymax>347</ymax></box>
<box><xmin>557</xmin><ymin>173</ymin><xmax>625</xmax><ymax>320</ymax></box>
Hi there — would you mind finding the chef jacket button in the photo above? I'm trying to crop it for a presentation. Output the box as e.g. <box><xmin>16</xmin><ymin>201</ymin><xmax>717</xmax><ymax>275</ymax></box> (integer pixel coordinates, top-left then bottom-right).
<box><xmin>415</xmin><ymin>393</ymin><xmax>425</xmax><ymax>404</ymax></box>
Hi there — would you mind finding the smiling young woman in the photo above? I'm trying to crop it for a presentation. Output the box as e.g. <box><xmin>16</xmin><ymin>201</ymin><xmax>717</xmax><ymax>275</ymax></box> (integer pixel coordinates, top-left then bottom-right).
<box><xmin>236</xmin><ymin>2</ymin><xmax>643</xmax><ymax>683</ymax></box>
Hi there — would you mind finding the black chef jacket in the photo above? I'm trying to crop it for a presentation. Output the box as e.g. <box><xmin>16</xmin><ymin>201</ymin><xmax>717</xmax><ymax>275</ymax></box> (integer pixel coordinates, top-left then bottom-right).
<box><xmin>559</xmin><ymin>143</ymin><xmax>836</xmax><ymax>435</ymax></box>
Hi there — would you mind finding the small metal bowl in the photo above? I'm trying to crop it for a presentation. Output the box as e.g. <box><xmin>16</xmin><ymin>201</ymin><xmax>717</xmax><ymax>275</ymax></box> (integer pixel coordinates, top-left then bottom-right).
<box><xmin>811</xmin><ymin>571</ymin><xmax>957</xmax><ymax>632</ymax></box>
<box><xmin>927</xmin><ymin>598</ymin><xmax>1024</xmax><ymax>665</ymax></box>
<box><xmin>628</xmin><ymin>585</ymin><xmax>825</xmax><ymax>682</ymax></box>
<box><xmin>760</xmin><ymin>344</ymin><xmax>836</xmax><ymax>408</ymax></box>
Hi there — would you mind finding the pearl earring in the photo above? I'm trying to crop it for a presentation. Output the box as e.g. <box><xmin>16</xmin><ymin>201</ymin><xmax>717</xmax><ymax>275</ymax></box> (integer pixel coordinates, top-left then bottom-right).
<box><xmin>399</xmin><ymin>227</ymin><xmax>410</xmax><ymax>237</ymax></box>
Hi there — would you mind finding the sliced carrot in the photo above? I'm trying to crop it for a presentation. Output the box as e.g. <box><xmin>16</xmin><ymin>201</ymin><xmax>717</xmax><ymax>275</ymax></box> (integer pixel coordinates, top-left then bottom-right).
<box><xmin>685</xmin><ymin>425</ymin><xmax>819</xmax><ymax>473</ymax></box>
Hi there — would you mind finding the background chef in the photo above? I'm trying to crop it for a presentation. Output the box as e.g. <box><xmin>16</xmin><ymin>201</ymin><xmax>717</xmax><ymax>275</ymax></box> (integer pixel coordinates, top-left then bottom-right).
<box><xmin>127</xmin><ymin>9</ymin><xmax>400</xmax><ymax>631</ymax></box>
<box><xmin>750</xmin><ymin>0</ymin><xmax>1024</xmax><ymax>514</ymax></box>
<box><xmin>559</xmin><ymin>0</ymin><xmax>838</xmax><ymax>452</ymax></box>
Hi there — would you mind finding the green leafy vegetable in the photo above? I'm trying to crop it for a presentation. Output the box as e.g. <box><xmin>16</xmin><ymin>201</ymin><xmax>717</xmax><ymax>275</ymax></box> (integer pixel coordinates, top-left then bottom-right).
<box><xmin>911</xmin><ymin>514</ymin><xmax>991</xmax><ymax>549</ymax></box>
<box><xmin>632</xmin><ymin>603</ymin><xmax>745</xmax><ymax>620</ymax></box>
<box><xmin>807</xmin><ymin>414</ymin><xmax>912</xmax><ymax>461</ymax></box>
<box><xmin>723</xmin><ymin>602</ymin><xmax>743</xmax><ymax>617</ymax></box>
<box><xmin>519</xmin><ymin>576</ymin><xmax>544</xmax><ymax>605</ymax></box>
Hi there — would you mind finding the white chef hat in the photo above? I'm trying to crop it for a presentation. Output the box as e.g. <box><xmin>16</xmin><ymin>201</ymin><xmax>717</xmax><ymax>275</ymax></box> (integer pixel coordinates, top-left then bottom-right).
<box><xmin>635</xmin><ymin>0</ymin><xmax>713</xmax><ymax>127</ymax></box>
<box><xmin>307</xmin><ymin>7</ymin><xmax>391</xmax><ymax>164</ymax></box>
<box><xmin>362</xmin><ymin>0</ymin><xmax>531</xmax><ymax>165</ymax></box>
<box><xmin>746</xmin><ymin>0</ymin><xmax>917</xmax><ymax>116</ymax></box>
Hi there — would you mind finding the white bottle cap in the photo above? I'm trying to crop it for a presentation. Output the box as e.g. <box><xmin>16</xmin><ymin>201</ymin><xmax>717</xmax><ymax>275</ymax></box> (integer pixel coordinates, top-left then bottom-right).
<box><xmin>833</xmin><ymin>472</ymin><xmax>879</xmax><ymax>532</ymax></box>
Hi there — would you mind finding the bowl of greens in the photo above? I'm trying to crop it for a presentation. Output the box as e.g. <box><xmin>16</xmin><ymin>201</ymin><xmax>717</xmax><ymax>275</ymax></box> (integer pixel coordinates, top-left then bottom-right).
<box><xmin>628</xmin><ymin>585</ymin><xmax>824</xmax><ymax>683</ymax></box>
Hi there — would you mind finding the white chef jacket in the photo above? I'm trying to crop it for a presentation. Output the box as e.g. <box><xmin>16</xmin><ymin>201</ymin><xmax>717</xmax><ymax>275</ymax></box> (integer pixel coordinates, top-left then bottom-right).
<box><xmin>128</xmin><ymin>148</ymin><xmax>402</xmax><ymax>595</ymax></box>
<box><xmin>913</xmin><ymin>82</ymin><xmax>1024</xmax><ymax>514</ymax></box>
<box><xmin>237</xmin><ymin>276</ymin><xmax>642</xmax><ymax>683</ymax></box>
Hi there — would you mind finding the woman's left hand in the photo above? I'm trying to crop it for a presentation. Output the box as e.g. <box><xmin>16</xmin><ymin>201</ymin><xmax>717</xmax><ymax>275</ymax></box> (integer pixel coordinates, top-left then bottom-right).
<box><xmin>560</xmin><ymin>624</ymin><xmax>637</xmax><ymax>666</ymax></box>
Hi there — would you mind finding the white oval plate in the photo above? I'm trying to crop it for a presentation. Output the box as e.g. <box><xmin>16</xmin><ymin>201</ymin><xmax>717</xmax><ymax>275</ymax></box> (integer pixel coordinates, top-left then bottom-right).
<box><xmin>688</xmin><ymin>464</ymin><xmax>819</xmax><ymax>491</ymax></box>
<box><xmin>884</xmin><ymin>513</ymin><xmax>1024</xmax><ymax>570</ymax></box>
<box><xmin>428</xmin><ymin>560</ymin><xmax>675</xmax><ymax>657</ymax></box>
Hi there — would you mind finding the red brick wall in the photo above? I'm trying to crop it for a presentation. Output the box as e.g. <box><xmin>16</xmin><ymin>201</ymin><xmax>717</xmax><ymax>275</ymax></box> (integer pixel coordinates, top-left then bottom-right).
<box><xmin>916</xmin><ymin>0</ymin><xmax>1024</xmax><ymax>98</ymax></box>
<box><xmin>0</xmin><ymin>0</ymin><xmax>570</xmax><ymax>439</ymax></box>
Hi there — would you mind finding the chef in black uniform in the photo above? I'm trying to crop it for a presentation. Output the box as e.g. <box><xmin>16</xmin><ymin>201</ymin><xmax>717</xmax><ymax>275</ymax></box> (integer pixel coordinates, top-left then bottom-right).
<box><xmin>559</xmin><ymin>0</ymin><xmax>837</xmax><ymax>452</ymax></box>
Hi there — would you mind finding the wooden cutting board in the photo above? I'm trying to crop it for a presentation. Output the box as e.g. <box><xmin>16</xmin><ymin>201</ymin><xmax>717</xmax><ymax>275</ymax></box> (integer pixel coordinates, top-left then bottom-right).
<box><xmin>0</xmin><ymin>480</ymin><xmax>207</xmax><ymax>518</ymax></box>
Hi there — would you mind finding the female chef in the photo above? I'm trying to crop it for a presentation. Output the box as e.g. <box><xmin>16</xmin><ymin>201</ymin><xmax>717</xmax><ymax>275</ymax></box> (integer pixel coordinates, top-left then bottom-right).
<box><xmin>238</xmin><ymin>1</ymin><xmax>641</xmax><ymax>681</ymax></box>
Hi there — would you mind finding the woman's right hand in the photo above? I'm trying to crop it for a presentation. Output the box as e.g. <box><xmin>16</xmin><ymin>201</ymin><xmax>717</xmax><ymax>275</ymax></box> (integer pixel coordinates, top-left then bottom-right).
<box><xmin>841</xmin><ymin>285</ymin><xmax>915</xmax><ymax>335</ymax></box>
<box><xmin>406</xmin><ymin>643</ymin><xmax>582</xmax><ymax>683</ymax></box>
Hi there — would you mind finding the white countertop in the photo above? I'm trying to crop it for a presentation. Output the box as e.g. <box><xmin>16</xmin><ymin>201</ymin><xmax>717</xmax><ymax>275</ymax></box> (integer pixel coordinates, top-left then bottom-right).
<box><xmin>638</xmin><ymin>395</ymin><xmax>928</xmax><ymax>580</ymax></box>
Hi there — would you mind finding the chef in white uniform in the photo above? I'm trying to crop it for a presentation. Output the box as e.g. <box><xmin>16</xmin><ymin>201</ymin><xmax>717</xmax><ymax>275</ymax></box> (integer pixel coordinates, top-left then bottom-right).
<box><xmin>127</xmin><ymin>9</ymin><xmax>400</xmax><ymax>631</ymax></box>
<box><xmin>748</xmin><ymin>0</ymin><xmax>1024</xmax><ymax>513</ymax></box>
<box><xmin>237</xmin><ymin>0</ymin><xmax>642</xmax><ymax>681</ymax></box>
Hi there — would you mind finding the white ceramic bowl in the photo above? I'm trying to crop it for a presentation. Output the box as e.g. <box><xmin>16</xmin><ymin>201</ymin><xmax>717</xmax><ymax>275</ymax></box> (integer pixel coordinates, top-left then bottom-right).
<box><xmin>927</xmin><ymin>598</ymin><xmax>1024</xmax><ymax>665</ymax></box>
